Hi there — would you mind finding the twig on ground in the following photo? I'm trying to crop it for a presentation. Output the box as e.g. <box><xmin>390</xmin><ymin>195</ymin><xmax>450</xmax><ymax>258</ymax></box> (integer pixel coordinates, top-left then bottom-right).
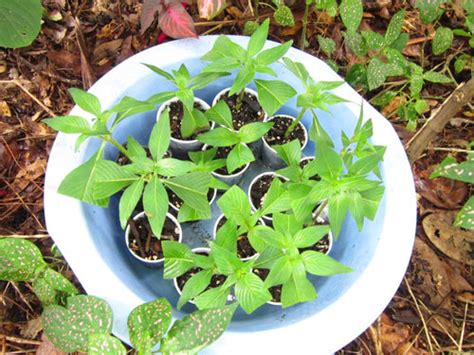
<box><xmin>0</xmin><ymin>234</ymin><xmax>49</xmax><ymax>239</ymax></box>
<box><xmin>0</xmin><ymin>335</ymin><xmax>42</xmax><ymax>346</ymax></box>
<box><xmin>0</xmin><ymin>80</ymin><xmax>55</xmax><ymax>117</ymax></box>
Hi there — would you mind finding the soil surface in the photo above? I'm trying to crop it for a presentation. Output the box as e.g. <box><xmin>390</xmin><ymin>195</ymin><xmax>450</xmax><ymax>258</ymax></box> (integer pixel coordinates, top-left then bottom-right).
<box><xmin>250</xmin><ymin>174</ymin><xmax>286</xmax><ymax>212</ymax></box>
<box><xmin>169</xmin><ymin>100</ymin><xmax>209</xmax><ymax>140</ymax></box>
<box><xmin>216</xmin><ymin>216</ymin><xmax>259</xmax><ymax>259</ymax></box>
<box><xmin>264</xmin><ymin>116</ymin><xmax>306</xmax><ymax>147</ymax></box>
<box><xmin>127</xmin><ymin>215</ymin><xmax>180</xmax><ymax>260</ymax></box>
<box><xmin>253</xmin><ymin>268</ymin><xmax>282</xmax><ymax>303</ymax></box>
<box><xmin>219</xmin><ymin>91</ymin><xmax>265</xmax><ymax>129</ymax></box>
<box><xmin>214</xmin><ymin>146</ymin><xmax>246</xmax><ymax>175</ymax></box>
<box><xmin>299</xmin><ymin>233</ymin><xmax>331</xmax><ymax>254</ymax></box>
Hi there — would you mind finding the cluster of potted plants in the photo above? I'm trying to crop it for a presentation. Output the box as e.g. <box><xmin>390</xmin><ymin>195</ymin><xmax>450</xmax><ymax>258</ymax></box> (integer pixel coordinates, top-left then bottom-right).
<box><xmin>44</xmin><ymin>19</ymin><xmax>386</xmax><ymax>318</ymax></box>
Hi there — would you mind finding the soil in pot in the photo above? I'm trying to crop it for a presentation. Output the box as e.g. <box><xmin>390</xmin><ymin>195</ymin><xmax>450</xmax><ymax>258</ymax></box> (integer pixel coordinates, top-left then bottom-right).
<box><xmin>218</xmin><ymin>92</ymin><xmax>265</xmax><ymax>130</ymax></box>
<box><xmin>214</xmin><ymin>146</ymin><xmax>246</xmax><ymax>175</ymax></box>
<box><xmin>299</xmin><ymin>158</ymin><xmax>321</xmax><ymax>181</ymax></box>
<box><xmin>253</xmin><ymin>268</ymin><xmax>281</xmax><ymax>303</ymax></box>
<box><xmin>216</xmin><ymin>216</ymin><xmax>262</xmax><ymax>259</ymax></box>
<box><xmin>250</xmin><ymin>174</ymin><xmax>286</xmax><ymax>211</ymax></box>
<box><xmin>167</xmin><ymin>188</ymin><xmax>215</xmax><ymax>210</ymax></box>
<box><xmin>127</xmin><ymin>215</ymin><xmax>180</xmax><ymax>261</ymax></box>
<box><xmin>298</xmin><ymin>232</ymin><xmax>331</xmax><ymax>254</ymax></box>
<box><xmin>169</xmin><ymin>101</ymin><xmax>209</xmax><ymax>140</ymax></box>
<box><xmin>264</xmin><ymin>116</ymin><xmax>306</xmax><ymax>148</ymax></box>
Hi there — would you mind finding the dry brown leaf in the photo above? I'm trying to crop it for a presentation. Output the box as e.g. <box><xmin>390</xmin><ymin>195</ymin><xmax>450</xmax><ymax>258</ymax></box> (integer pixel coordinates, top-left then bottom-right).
<box><xmin>281</xmin><ymin>22</ymin><xmax>303</xmax><ymax>36</ymax></box>
<box><xmin>0</xmin><ymin>100</ymin><xmax>11</xmax><ymax>117</ymax></box>
<box><xmin>93</xmin><ymin>39</ymin><xmax>124</xmax><ymax>64</ymax></box>
<box><xmin>20</xmin><ymin>317</ymin><xmax>43</xmax><ymax>339</ymax></box>
<box><xmin>13</xmin><ymin>159</ymin><xmax>47</xmax><ymax>193</ymax></box>
<box><xmin>47</xmin><ymin>50</ymin><xmax>82</xmax><ymax>76</ymax></box>
<box><xmin>423</xmin><ymin>211</ymin><xmax>474</xmax><ymax>265</ymax></box>
<box><xmin>456</xmin><ymin>291</ymin><xmax>474</xmax><ymax>304</ymax></box>
<box><xmin>226</xmin><ymin>6</ymin><xmax>243</xmax><ymax>19</ymax></box>
<box><xmin>36</xmin><ymin>334</ymin><xmax>67</xmax><ymax>355</ymax></box>
<box><xmin>403</xmin><ymin>44</ymin><xmax>422</xmax><ymax>57</ymax></box>
<box><xmin>379</xmin><ymin>314</ymin><xmax>412</xmax><ymax>354</ymax></box>
<box><xmin>442</xmin><ymin>261</ymin><xmax>473</xmax><ymax>292</ymax></box>
<box><xmin>382</xmin><ymin>96</ymin><xmax>404</xmax><ymax>116</ymax></box>
<box><xmin>407</xmin><ymin>238</ymin><xmax>451</xmax><ymax>307</ymax></box>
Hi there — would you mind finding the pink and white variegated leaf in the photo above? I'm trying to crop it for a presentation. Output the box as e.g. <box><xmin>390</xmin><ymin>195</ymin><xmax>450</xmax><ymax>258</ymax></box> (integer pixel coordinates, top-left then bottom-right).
<box><xmin>159</xmin><ymin>2</ymin><xmax>198</xmax><ymax>39</ymax></box>
<box><xmin>198</xmin><ymin>0</ymin><xmax>227</xmax><ymax>20</ymax></box>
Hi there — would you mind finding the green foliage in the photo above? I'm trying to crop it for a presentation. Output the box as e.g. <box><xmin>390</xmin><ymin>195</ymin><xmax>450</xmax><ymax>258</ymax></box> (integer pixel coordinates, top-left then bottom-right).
<box><xmin>317</xmin><ymin>35</ymin><xmax>336</xmax><ymax>56</ymax></box>
<box><xmin>0</xmin><ymin>0</ymin><xmax>42</xmax><ymax>48</ymax></box>
<box><xmin>88</xmin><ymin>334</ymin><xmax>127</xmax><ymax>355</ymax></box>
<box><xmin>415</xmin><ymin>0</ymin><xmax>447</xmax><ymax>24</ymax></box>
<box><xmin>243</xmin><ymin>20</ymin><xmax>259</xmax><ymax>35</ymax></box>
<box><xmin>340</xmin><ymin>0</ymin><xmax>363</xmax><ymax>33</ymax></box>
<box><xmin>432</xmin><ymin>27</ymin><xmax>454</xmax><ymax>55</ymax></box>
<box><xmin>274</xmin><ymin>5</ymin><xmax>295</xmax><ymax>27</ymax></box>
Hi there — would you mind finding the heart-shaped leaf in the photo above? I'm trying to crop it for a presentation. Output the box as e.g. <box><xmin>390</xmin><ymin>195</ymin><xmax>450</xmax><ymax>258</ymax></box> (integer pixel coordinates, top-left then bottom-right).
<box><xmin>159</xmin><ymin>2</ymin><xmax>198</xmax><ymax>39</ymax></box>
<box><xmin>0</xmin><ymin>238</ymin><xmax>46</xmax><ymax>281</ymax></box>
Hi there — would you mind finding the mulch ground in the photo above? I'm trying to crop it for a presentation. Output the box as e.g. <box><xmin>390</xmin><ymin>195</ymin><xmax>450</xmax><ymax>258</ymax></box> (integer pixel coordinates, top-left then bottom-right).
<box><xmin>0</xmin><ymin>0</ymin><xmax>472</xmax><ymax>353</ymax></box>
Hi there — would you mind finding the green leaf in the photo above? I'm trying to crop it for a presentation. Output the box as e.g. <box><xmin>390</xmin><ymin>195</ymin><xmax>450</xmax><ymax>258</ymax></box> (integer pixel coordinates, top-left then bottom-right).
<box><xmin>43</xmin><ymin>116</ymin><xmax>94</xmax><ymax>135</ymax></box>
<box><xmin>454</xmin><ymin>54</ymin><xmax>470</xmax><ymax>74</ymax></box>
<box><xmin>202</xmin><ymin>35</ymin><xmax>246</xmax><ymax>62</ymax></box>
<box><xmin>385</xmin><ymin>10</ymin><xmax>405</xmax><ymax>45</ymax></box>
<box><xmin>201</xmin><ymin>57</ymin><xmax>241</xmax><ymax>73</ymax></box>
<box><xmin>414</xmin><ymin>99</ymin><xmax>428</xmax><ymax>114</ymax></box>
<box><xmin>126</xmin><ymin>136</ymin><xmax>147</xmax><ymax>160</ymax></box>
<box><xmin>38</xmin><ymin>268</ymin><xmax>78</xmax><ymax>301</ymax></box>
<box><xmin>160</xmin><ymin>304</ymin><xmax>237</xmax><ymax>354</ymax></box>
<box><xmin>423</xmin><ymin>71</ymin><xmax>452</xmax><ymax>83</ymax></box>
<box><xmin>251</xmin><ymin>225</ymin><xmax>287</xmax><ymax>249</ymax></box>
<box><xmin>348</xmin><ymin>148</ymin><xmax>385</xmax><ymax>176</ymax></box>
<box><xmin>346</xmin><ymin>63</ymin><xmax>367</xmax><ymax>87</ymax></box>
<box><xmin>244</xmin><ymin>20</ymin><xmax>260</xmax><ymax>35</ymax></box>
<box><xmin>217</xmin><ymin>185</ymin><xmax>252</xmax><ymax>226</ymax></box>
<box><xmin>189</xmin><ymin>72</ymin><xmax>230</xmax><ymax>90</ymax></box>
<box><xmin>193</xmin><ymin>285</ymin><xmax>231</xmax><ymax>309</ymax></box>
<box><xmin>259</xmin><ymin>178</ymin><xmax>291</xmax><ymax>216</ymax></box>
<box><xmin>110</xmin><ymin>96</ymin><xmax>156</xmax><ymax>126</ymax></box>
<box><xmin>128</xmin><ymin>298</ymin><xmax>172</xmax><ymax>354</ymax></box>
<box><xmin>145</xmin><ymin>91</ymin><xmax>176</xmax><ymax>106</ymax></box>
<box><xmin>197</xmin><ymin>127</ymin><xmax>240</xmax><ymax>147</ymax></box>
<box><xmin>205</xmin><ymin>100</ymin><xmax>233</xmax><ymax>129</ymax></box>
<box><xmin>410</xmin><ymin>74</ymin><xmax>424</xmax><ymax>97</ymax></box>
<box><xmin>367</xmin><ymin>57</ymin><xmax>387</xmax><ymax>91</ymax></box>
<box><xmin>119</xmin><ymin>178</ymin><xmax>144</xmax><ymax>229</ymax></box>
<box><xmin>432</xmin><ymin>27</ymin><xmax>453</xmax><ymax>55</ymax></box>
<box><xmin>31</xmin><ymin>278</ymin><xmax>58</xmax><ymax>307</ymax></box>
<box><xmin>238</xmin><ymin>121</ymin><xmax>273</xmax><ymax>144</ymax></box>
<box><xmin>340</xmin><ymin>0</ymin><xmax>363</xmax><ymax>32</ymax></box>
<box><xmin>430</xmin><ymin>156</ymin><xmax>474</xmax><ymax>184</ymax></box>
<box><xmin>58</xmin><ymin>147</ymin><xmax>108</xmax><ymax>207</ymax></box>
<box><xmin>317</xmin><ymin>35</ymin><xmax>336</xmax><ymax>56</ymax></box>
<box><xmin>416</xmin><ymin>0</ymin><xmax>445</xmax><ymax>24</ymax></box>
<box><xmin>42</xmin><ymin>295</ymin><xmax>113</xmax><ymax>353</ymax></box>
<box><xmin>390</xmin><ymin>32</ymin><xmax>410</xmax><ymax>51</ymax></box>
<box><xmin>143</xmin><ymin>63</ymin><xmax>175</xmax><ymax>82</ymax></box>
<box><xmin>361</xmin><ymin>31</ymin><xmax>385</xmax><ymax>51</ymax></box>
<box><xmin>293</xmin><ymin>225</ymin><xmax>331</xmax><ymax>248</ymax></box>
<box><xmin>176</xmin><ymin>89</ymin><xmax>194</xmax><ymax>112</ymax></box>
<box><xmin>181</xmin><ymin>106</ymin><xmax>209</xmax><ymax>138</ymax></box>
<box><xmin>282</xmin><ymin>57</ymin><xmax>310</xmax><ymax>84</ymax></box>
<box><xmin>149</xmin><ymin>108</ymin><xmax>171</xmax><ymax>161</ymax></box>
<box><xmin>178</xmin><ymin>270</ymin><xmax>214</xmax><ymax>309</ymax></box>
<box><xmin>235</xmin><ymin>272</ymin><xmax>272</xmax><ymax>314</ymax></box>
<box><xmin>0</xmin><ymin>238</ymin><xmax>46</xmax><ymax>281</ymax></box>
<box><xmin>178</xmin><ymin>203</ymin><xmax>212</xmax><ymax>223</ymax></box>
<box><xmin>344</xmin><ymin>30</ymin><xmax>367</xmax><ymax>56</ymax></box>
<box><xmin>256</xmin><ymin>41</ymin><xmax>293</xmax><ymax>65</ymax></box>
<box><xmin>229</xmin><ymin>63</ymin><xmax>255</xmax><ymax>96</ymax></box>
<box><xmin>155</xmin><ymin>158</ymin><xmax>195</xmax><ymax>177</ymax></box>
<box><xmin>263</xmin><ymin>255</ymin><xmax>292</xmax><ymax>287</ymax></box>
<box><xmin>94</xmin><ymin>160</ymin><xmax>138</xmax><ymax>199</ymax></box>
<box><xmin>0</xmin><ymin>0</ymin><xmax>42</xmax><ymax>48</ymax></box>
<box><xmin>248</xmin><ymin>18</ymin><xmax>270</xmax><ymax>57</ymax></box>
<box><xmin>328</xmin><ymin>193</ymin><xmax>351</xmax><ymax>238</ymax></box>
<box><xmin>227</xmin><ymin>143</ymin><xmax>255</xmax><ymax>173</ymax></box>
<box><xmin>272</xmin><ymin>212</ymin><xmax>301</xmax><ymax>238</ymax></box>
<box><xmin>143</xmin><ymin>175</ymin><xmax>168</xmax><ymax>237</ymax></box>
<box><xmin>313</xmin><ymin>145</ymin><xmax>343</xmax><ymax>180</ymax></box>
<box><xmin>454</xmin><ymin>196</ymin><xmax>473</xmax><ymax>230</ymax></box>
<box><xmin>88</xmin><ymin>334</ymin><xmax>126</xmax><ymax>355</ymax></box>
<box><xmin>163</xmin><ymin>172</ymin><xmax>211</xmax><ymax>211</ymax></box>
<box><xmin>255</xmin><ymin>79</ymin><xmax>297</xmax><ymax>116</ymax></box>
<box><xmin>68</xmin><ymin>88</ymin><xmax>102</xmax><ymax>116</ymax></box>
<box><xmin>281</xmin><ymin>262</ymin><xmax>317</xmax><ymax>308</ymax></box>
<box><xmin>273</xmin><ymin>139</ymin><xmax>302</xmax><ymax>167</ymax></box>
<box><xmin>274</xmin><ymin>5</ymin><xmax>295</xmax><ymax>26</ymax></box>
<box><xmin>302</xmin><ymin>251</ymin><xmax>352</xmax><ymax>275</ymax></box>
<box><xmin>162</xmin><ymin>241</ymin><xmax>195</xmax><ymax>279</ymax></box>
<box><xmin>210</xmin><ymin>242</ymin><xmax>242</xmax><ymax>275</ymax></box>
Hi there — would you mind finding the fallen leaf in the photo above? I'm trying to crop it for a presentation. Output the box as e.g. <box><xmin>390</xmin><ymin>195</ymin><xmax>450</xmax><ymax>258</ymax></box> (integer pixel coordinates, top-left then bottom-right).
<box><xmin>443</xmin><ymin>260</ymin><xmax>473</xmax><ymax>292</ymax></box>
<box><xmin>407</xmin><ymin>238</ymin><xmax>451</xmax><ymax>307</ymax></box>
<box><xmin>423</xmin><ymin>211</ymin><xmax>474</xmax><ymax>265</ymax></box>
<box><xmin>379</xmin><ymin>314</ymin><xmax>412</xmax><ymax>354</ymax></box>
<box><xmin>281</xmin><ymin>22</ymin><xmax>303</xmax><ymax>36</ymax></box>
<box><xmin>12</xmin><ymin>159</ymin><xmax>47</xmax><ymax>193</ymax></box>
<box><xmin>382</xmin><ymin>96</ymin><xmax>404</xmax><ymax>116</ymax></box>
<box><xmin>141</xmin><ymin>0</ymin><xmax>162</xmax><ymax>34</ymax></box>
<box><xmin>226</xmin><ymin>5</ymin><xmax>243</xmax><ymax>19</ymax></box>
<box><xmin>21</xmin><ymin>317</ymin><xmax>42</xmax><ymax>339</ymax></box>
<box><xmin>93</xmin><ymin>39</ymin><xmax>124</xmax><ymax>64</ymax></box>
<box><xmin>0</xmin><ymin>100</ymin><xmax>11</xmax><ymax>117</ymax></box>
<box><xmin>47</xmin><ymin>50</ymin><xmax>81</xmax><ymax>76</ymax></box>
<box><xmin>36</xmin><ymin>334</ymin><xmax>67</xmax><ymax>355</ymax></box>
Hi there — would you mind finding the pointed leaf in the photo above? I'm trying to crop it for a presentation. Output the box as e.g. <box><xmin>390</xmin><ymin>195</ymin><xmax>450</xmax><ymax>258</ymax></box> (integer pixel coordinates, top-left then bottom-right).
<box><xmin>88</xmin><ymin>334</ymin><xmax>126</xmax><ymax>355</ymax></box>
<box><xmin>94</xmin><ymin>160</ymin><xmax>138</xmax><ymax>199</ymax></box>
<box><xmin>340</xmin><ymin>0</ymin><xmax>363</xmax><ymax>32</ymax></box>
<box><xmin>227</xmin><ymin>143</ymin><xmax>254</xmax><ymax>173</ymax></box>
<box><xmin>149</xmin><ymin>108</ymin><xmax>170</xmax><ymax>161</ymax></box>
<box><xmin>68</xmin><ymin>88</ymin><xmax>102</xmax><ymax>116</ymax></box>
<box><xmin>255</xmin><ymin>79</ymin><xmax>297</xmax><ymax>116</ymax></box>
<box><xmin>0</xmin><ymin>238</ymin><xmax>46</xmax><ymax>281</ymax></box>
<box><xmin>163</xmin><ymin>172</ymin><xmax>210</xmax><ymax>211</ymax></box>
<box><xmin>235</xmin><ymin>272</ymin><xmax>272</xmax><ymax>314</ymax></box>
<box><xmin>302</xmin><ymin>251</ymin><xmax>352</xmax><ymax>276</ymax></box>
<box><xmin>158</xmin><ymin>2</ymin><xmax>198</xmax><ymax>39</ymax></box>
<box><xmin>162</xmin><ymin>241</ymin><xmax>195</xmax><ymax>279</ymax></box>
<box><xmin>247</xmin><ymin>19</ymin><xmax>270</xmax><ymax>57</ymax></box>
<box><xmin>119</xmin><ymin>178</ymin><xmax>145</xmax><ymax>229</ymax></box>
<box><xmin>178</xmin><ymin>270</ymin><xmax>213</xmax><ymax>309</ymax></box>
<box><xmin>143</xmin><ymin>175</ymin><xmax>168</xmax><ymax>237</ymax></box>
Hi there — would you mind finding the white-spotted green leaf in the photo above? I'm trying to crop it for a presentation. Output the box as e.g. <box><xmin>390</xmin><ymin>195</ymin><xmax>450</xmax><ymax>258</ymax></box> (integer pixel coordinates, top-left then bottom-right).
<box><xmin>367</xmin><ymin>57</ymin><xmax>387</xmax><ymax>90</ymax></box>
<box><xmin>317</xmin><ymin>35</ymin><xmax>336</xmax><ymax>56</ymax></box>
<box><xmin>88</xmin><ymin>334</ymin><xmax>126</xmax><ymax>355</ymax></box>
<box><xmin>423</xmin><ymin>70</ymin><xmax>452</xmax><ymax>83</ymax></box>
<box><xmin>454</xmin><ymin>196</ymin><xmax>473</xmax><ymax>230</ymax></box>
<box><xmin>432</xmin><ymin>27</ymin><xmax>453</xmax><ymax>55</ymax></box>
<box><xmin>143</xmin><ymin>175</ymin><xmax>169</xmax><ymax>237</ymax></box>
<box><xmin>340</xmin><ymin>0</ymin><xmax>363</xmax><ymax>32</ymax></box>
<box><xmin>302</xmin><ymin>251</ymin><xmax>352</xmax><ymax>275</ymax></box>
<box><xmin>274</xmin><ymin>5</ymin><xmax>295</xmax><ymax>26</ymax></box>
<box><xmin>128</xmin><ymin>298</ymin><xmax>172</xmax><ymax>353</ymax></box>
<box><xmin>255</xmin><ymin>79</ymin><xmax>297</xmax><ymax>116</ymax></box>
<box><xmin>42</xmin><ymin>295</ymin><xmax>113</xmax><ymax>353</ymax></box>
<box><xmin>0</xmin><ymin>238</ymin><xmax>46</xmax><ymax>281</ymax></box>
<box><xmin>160</xmin><ymin>303</ymin><xmax>237</xmax><ymax>354</ymax></box>
<box><xmin>235</xmin><ymin>272</ymin><xmax>272</xmax><ymax>314</ymax></box>
<box><xmin>68</xmin><ymin>88</ymin><xmax>102</xmax><ymax>117</ymax></box>
<box><xmin>344</xmin><ymin>30</ymin><xmax>367</xmax><ymax>56</ymax></box>
<box><xmin>430</xmin><ymin>155</ymin><xmax>474</xmax><ymax>184</ymax></box>
<box><xmin>361</xmin><ymin>31</ymin><xmax>385</xmax><ymax>51</ymax></box>
<box><xmin>385</xmin><ymin>10</ymin><xmax>405</xmax><ymax>45</ymax></box>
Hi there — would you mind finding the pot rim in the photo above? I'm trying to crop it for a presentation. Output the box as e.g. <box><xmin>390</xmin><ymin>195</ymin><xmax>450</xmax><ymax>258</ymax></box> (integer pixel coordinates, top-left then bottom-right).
<box><xmin>248</xmin><ymin>171</ymin><xmax>288</xmax><ymax>222</ymax></box>
<box><xmin>124</xmin><ymin>211</ymin><xmax>182</xmax><ymax>264</ymax></box>
<box><xmin>157</xmin><ymin>96</ymin><xmax>213</xmax><ymax>145</ymax></box>
<box><xmin>202</xmin><ymin>144</ymin><xmax>250</xmax><ymax>178</ymax></box>
<box><xmin>262</xmin><ymin>114</ymin><xmax>309</xmax><ymax>155</ymax></box>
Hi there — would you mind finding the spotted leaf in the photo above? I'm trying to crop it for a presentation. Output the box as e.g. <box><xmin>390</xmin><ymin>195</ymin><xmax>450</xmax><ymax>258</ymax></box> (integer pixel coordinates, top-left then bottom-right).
<box><xmin>0</xmin><ymin>238</ymin><xmax>46</xmax><ymax>281</ymax></box>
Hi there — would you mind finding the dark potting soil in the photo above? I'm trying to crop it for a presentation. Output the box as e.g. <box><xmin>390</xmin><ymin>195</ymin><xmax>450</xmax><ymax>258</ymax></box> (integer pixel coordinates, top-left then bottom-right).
<box><xmin>214</xmin><ymin>146</ymin><xmax>245</xmax><ymax>175</ymax></box>
<box><xmin>264</xmin><ymin>116</ymin><xmax>306</xmax><ymax>148</ymax></box>
<box><xmin>253</xmin><ymin>268</ymin><xmax>281</xmax><ymax>303</ymax></box>
<box><xmin>299</xmin><ymin>157</ymin><xmax>321</xmax><ymax>181</ymax></box>
<box><xmin>299</xmin><ymin>231</ymin><xmax>331</xmax><ymax>254</ymax></box>
<box><xmin>168</xmin><ymin>188</ymin><xmax>215</xmax><ymax>210</ymax></box>
<box><xmin>169</xmin><ymin>100</ymin><xmax>209</xmax><ymax>140</ymax></box>
<box><xmin>216</xmin><ymin>216</ymin><xmax>259</xmax><ymax>259</ymax></box>
<box><xmin>219</xmin><ymin>92</ymin><xmax>265</xmax><ymax>130</ymax></box>
<box><xmin>250</xmin><ymin>174</ymin><xmax>286</xmax><ymax>211</ymax></box>
<box><xmin>127</xmin><ymin>215</ymin><xmax>179</xmax><ymax>261</ymax></box>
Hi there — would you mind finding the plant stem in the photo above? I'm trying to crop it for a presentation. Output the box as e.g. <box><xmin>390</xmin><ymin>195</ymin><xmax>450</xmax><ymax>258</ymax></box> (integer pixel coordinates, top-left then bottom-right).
<box><xmin>300</xmin><ymin>3</ymin><xmax>310</xmax><ymax>50</ymax></box>
<box><xmin>104</xmin><ymin>135</ymin><xmax>130</xmax><ymax>159</ymax></box>
<box><xmin>285</xmin><ymin>108</ymin><xmax>307</xmax><ymax>138</ymax></box>
<box><xmin>236</xmin><ymin>88</ymin><xmax>246</xmax><ymax>110</ymax></box>
<box><xmin>313</xmin><ymin>199</ymin><xmax>328</xmax><ymax>222</ymax></box>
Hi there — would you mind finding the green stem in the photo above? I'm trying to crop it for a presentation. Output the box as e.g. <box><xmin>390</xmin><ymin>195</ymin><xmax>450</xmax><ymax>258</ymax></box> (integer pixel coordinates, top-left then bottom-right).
<box><xmin>313</xmin><ymin>199</ymin><xmax>329</xmax><ymax>223</ymax></box>
<box><xmin>285</xmin><ymin>108</ymin><xmax>307</xmax><ymax>138</ymax></box>
<box><xmin>236</xmin><ymin>88</ymin><xmax>246</xmax><ymax>110</ymax></box>
<box><xmin>104</xmin><ymin>135</ymin><xmax>130</xmax><ymax>159</ymax></box>
<box><xmin>300</xmin><ymin>3</ymin><xmax>310</xmax><ymax>50</ymax></box>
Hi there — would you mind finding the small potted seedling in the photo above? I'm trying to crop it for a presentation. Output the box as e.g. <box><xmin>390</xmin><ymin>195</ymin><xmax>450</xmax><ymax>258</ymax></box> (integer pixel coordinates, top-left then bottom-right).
<box><xmin>216</xmin><ymin>184</ymin><xmax>289</xmax><ymax>256</ymax></box>
<box><xmin>125</xmin><ymin>211</ymin><xmax>182</xmax><ymax>266</ymax></box>
<box><xmin>248</xmin><ymin>172</ymin><xmax>288</xmax><ymax>222</ymax></box>
<box><xmin>144</xmin><ymin>63</ymin><xmax>228</xmax><ymax>157</ymax></box>
<box><xmin>251</xmin><ymin>212</ymin><xmax>352</xmax><ymax>307</ymax></box>
<box><xmin>202</xmin><ymin>19</ymin><xmax>296</xmax><ymax>131</ymax></box>
<box><xmin>198</xmin><ymin>100</ymin><xmax>273</xmax><ymax>184</ymax></box>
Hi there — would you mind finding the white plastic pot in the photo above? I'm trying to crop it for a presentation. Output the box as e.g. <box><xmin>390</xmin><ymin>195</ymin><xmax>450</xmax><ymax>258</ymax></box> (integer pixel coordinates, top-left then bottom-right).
<box><xmin>157</xmin><ymin>96</ymin><xmax>212</xmax><ymax>158</ymax></box>
<box><xmin>262</xmin><ymin>115</ymin><xmax>308</xmax><ymax>169</ymax></box>
<box><xmin>202</xmin><ymin>144</ymin><xmax>250</xmax><ymax>186</ymax></box>
<box><xmin>44</xmin><ymin>36</ymin><xmax>416</xmax><ymax>354</ymax></box>
<box><xmin>124</xmin><ymin>211</ymin><xmax>182</xmax><ymax>268</ymax></box>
